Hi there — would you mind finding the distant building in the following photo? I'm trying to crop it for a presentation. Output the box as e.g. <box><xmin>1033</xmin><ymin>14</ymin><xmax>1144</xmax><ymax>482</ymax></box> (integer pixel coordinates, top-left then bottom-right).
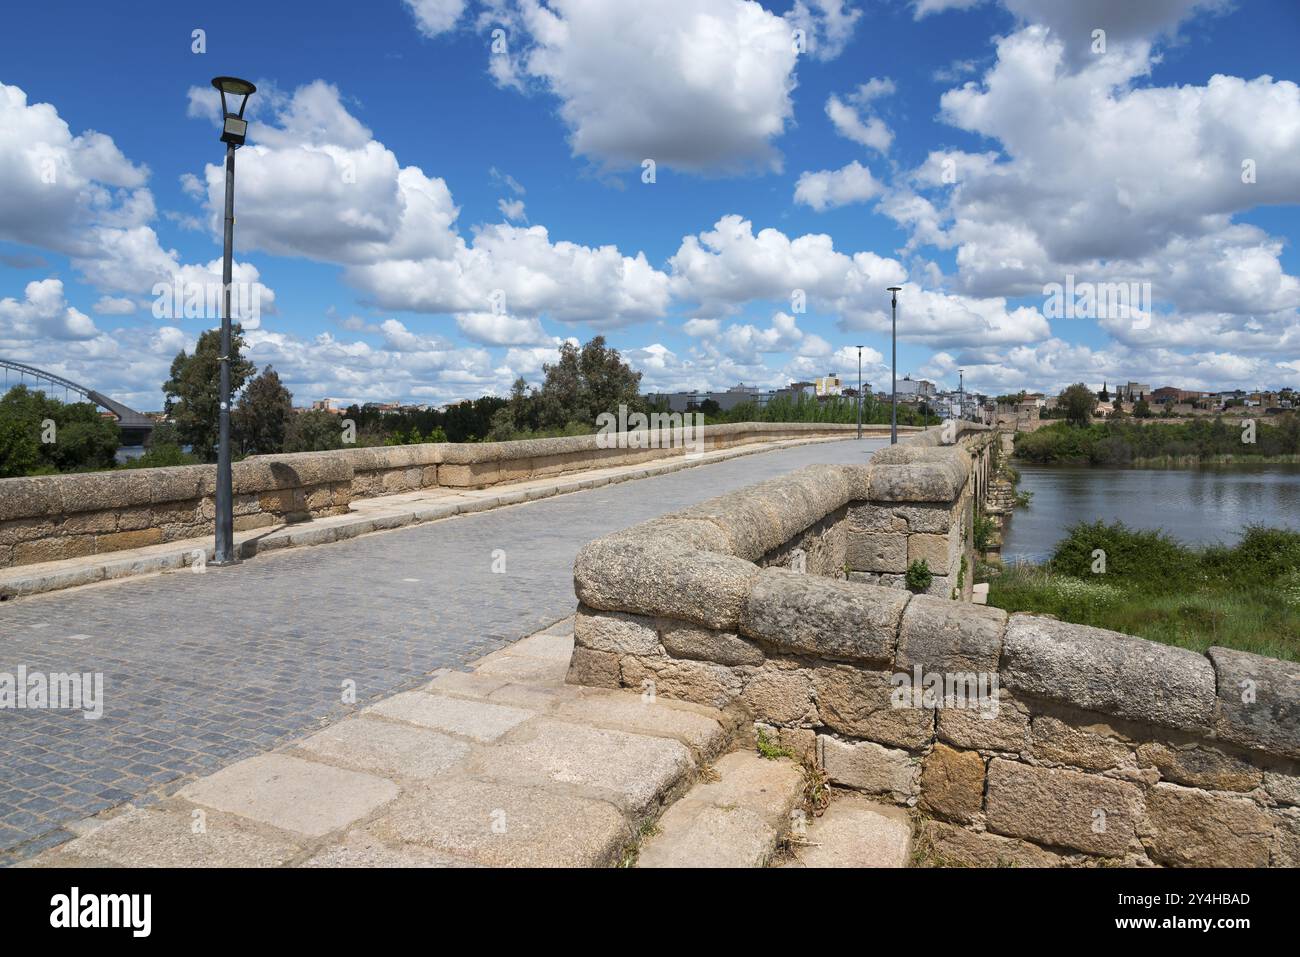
<box><xmin>1115</xmin><ymin>382</ymin><xmax>1152</xmax><ymax>402</ymax></box>
<box><xmin>814</xmin><ymin>374</ymin><xmax>842</xmax><ymax>397</ymax></box>
<box><xmin>895</xmin><ymin>376</ymin><xmax>936</xmax><ymax>398</ymax></box>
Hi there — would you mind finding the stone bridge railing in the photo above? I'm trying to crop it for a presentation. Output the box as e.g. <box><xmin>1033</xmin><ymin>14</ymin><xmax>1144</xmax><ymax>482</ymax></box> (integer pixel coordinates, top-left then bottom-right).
<box><xmin>567</xmin><ymin>423</ymin><xmax>1300</xmax><ymax>867</ymax></box>
<box><xmin>0</xmin><ymin>422</ymin><xmax>866</xmax><ymax>570</ymax></box>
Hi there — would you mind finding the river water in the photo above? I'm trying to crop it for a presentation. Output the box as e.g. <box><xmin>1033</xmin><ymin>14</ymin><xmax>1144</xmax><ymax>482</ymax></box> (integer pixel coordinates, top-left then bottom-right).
<box><xmin>999</xmin><ymin>463</ymin><xmax>1300</xmax><ymax>563</ymax></box>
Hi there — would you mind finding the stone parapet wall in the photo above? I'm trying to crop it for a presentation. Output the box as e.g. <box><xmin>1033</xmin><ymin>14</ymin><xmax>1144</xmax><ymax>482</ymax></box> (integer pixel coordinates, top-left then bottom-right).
<box><xmin>0</xmin><ymin>422</ymin><xmax>865</xmax><ymax>569</ymax></box>
<box><xmin>566</xmin><ymin>423</ymin><xmax>1300</xmax><ymax>866</ymax></box>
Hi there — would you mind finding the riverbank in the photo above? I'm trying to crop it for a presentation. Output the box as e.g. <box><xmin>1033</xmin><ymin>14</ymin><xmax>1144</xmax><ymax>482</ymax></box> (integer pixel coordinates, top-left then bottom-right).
<box><xmin>986</xmin><ymin>522</ymin><xmax>1300</xmax><ymax>662</ymax></box>
<box><xmin>1014</xmin><ymin>417</ymin><xmax>1300</xmax><ymax>466</ymax></box>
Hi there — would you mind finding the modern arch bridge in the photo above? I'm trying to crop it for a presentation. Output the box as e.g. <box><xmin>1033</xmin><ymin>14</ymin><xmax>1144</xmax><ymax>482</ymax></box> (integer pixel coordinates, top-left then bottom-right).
<box><xmin>0</xmin><ymin>358</ymin><xmax>155</xmax><ymax>444</ymax></box>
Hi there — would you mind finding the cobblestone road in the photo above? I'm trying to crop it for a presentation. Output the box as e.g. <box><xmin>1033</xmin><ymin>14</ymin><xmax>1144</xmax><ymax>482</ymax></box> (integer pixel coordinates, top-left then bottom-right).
<box><xmin>0</xmin><ymin>438</ymin><xmax>882</xmax><ymax>861</ymax></box>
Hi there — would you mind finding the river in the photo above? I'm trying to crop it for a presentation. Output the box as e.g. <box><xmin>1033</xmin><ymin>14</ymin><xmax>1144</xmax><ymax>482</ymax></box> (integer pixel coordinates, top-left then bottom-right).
<box><xmin>999</xmin><ymin>463</ymin><xmax>1300</xmax><ymax>563</ymax></box>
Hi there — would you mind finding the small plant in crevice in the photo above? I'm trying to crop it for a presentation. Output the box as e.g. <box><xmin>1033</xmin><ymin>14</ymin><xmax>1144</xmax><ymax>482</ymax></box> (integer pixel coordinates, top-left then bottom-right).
<box><xmin>756</xmin><ymin>728</ymin><xmax>795</xmax><ymax>761</ymax></box>
<box><xmin>906</xmin><ymin>559</ymin><xmax>933</xmax><ymax>593</ymax></box>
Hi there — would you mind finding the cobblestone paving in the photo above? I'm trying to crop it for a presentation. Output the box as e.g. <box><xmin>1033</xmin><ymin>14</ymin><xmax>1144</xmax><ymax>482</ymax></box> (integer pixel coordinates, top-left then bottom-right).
<box><xmin>0</xmin><ymin>439</ymin><xmax>881</xmax><ymax>861</ymax></box>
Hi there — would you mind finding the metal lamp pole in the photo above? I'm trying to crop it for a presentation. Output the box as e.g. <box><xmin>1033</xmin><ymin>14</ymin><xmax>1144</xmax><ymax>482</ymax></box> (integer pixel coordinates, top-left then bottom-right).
<box><xmin>959</xmin><ymin>368</ymin><xmax>964</xmax><ymax>424</ymax></box>
<box><xmin>211</xmin><ymin>76</ymin><xmax>256</xmax><ymax>566</ymax></box>
<box><xmin>887</xmin><ymin>287</ymin><xmax>901</xmax><ymax>444</ymax></box>
<box><xmin>855</xmin><ymin>345</ymin><xmax>863</xmax><ymax>439</ymax></box>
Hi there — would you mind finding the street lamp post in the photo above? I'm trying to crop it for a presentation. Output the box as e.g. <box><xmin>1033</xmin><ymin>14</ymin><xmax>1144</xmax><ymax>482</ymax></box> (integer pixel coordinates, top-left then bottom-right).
<box><xmin>959</xmin><ymin>368</ymin><xmax>964</xmax><ymax>423</ymax></box>
<box><xmin>887</xmin><ymin>287</ymin><xmax>901</xmax><ymax>444</ymax></box>
<box><xmin>210</xmin><ymin>76</ymin><xmax>256</xmax><ymax>566</ymax></box>
<box><xmin>855</xmin><ymin>345</ymin><xmax>864</xmax><ymax>439</ymax></box>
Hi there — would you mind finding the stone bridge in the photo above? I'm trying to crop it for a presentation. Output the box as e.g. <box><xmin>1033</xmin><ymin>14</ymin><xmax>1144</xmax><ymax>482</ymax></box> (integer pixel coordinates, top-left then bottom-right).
<box><xmin>2</xmin><ymin>421</ymin><xmax>1296</xmax><ymax>867</ymax></box>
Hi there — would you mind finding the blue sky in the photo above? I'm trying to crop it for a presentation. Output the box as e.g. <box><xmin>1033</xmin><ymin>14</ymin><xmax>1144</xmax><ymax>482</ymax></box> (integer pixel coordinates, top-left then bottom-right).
<box><xmin>2</xmin><ymin>0</ymin><xmax>1298</xmax><ymax>411</ymax></box>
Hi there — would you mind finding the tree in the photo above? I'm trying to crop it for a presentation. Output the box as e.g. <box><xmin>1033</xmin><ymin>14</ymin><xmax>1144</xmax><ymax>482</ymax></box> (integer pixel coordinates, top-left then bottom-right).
<box><xmin>1132</xmin><ymin>398</ymin><xmax>1153</xmax><ymax>419</ymax></box>
<box><xmin>534</xmin><ymin>336</ymin><xmax>644</xmax><ymax>431</ymax></box>
<box><xmin>1059</xmin><ymin>382</ymin><xmax>1098</xmax><ymax>428</ymax></box>
<box><xmin>233</xmin><ymin>365</ymin><xmax>294</xmax><ymax>455</ymax></box>
<box><xmin>163</xmin><ymin>325</ymin><xmax>255</xmax><ymax>462</ymax></box>
<box><xmin>0</xmin><ymin>385</ymin><xmax>118</xmax><ymax>477</ymax></box>
<box><xmin>284</xmin><ymin>409</ymin><xmax>346</xmax><ymax>452</ymax></box>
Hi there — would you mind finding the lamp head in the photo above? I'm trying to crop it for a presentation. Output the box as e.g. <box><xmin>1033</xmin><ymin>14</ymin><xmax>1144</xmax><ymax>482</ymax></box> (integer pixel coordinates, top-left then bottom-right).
<box><xmin>212</xmin><ymin>76</ymin><xmax>256</xmax><ymax>146</ymax></box>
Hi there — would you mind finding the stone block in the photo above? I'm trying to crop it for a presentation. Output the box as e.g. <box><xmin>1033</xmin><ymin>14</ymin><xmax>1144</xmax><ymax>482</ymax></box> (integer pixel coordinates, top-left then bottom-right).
<box><xmin>845</xmin><ymin>503</ymin><xmax>905</xmax><ymax>533</ymax></box>
<box><xmin>1135</xmin><ymin>742</ymin><xmax>1262</xmax><ymax>792</ymax></box>
<box><xmin>1264</xmin><ymin>769</ymin><xmax>1300</xmax><ymax>806</ymax></box>
<box><xmin>1145</xmin><ymin>782</ymin><xmax>1272</xmax><ymax>867</ymax></box>
<box><xmin>660</xmin><ymin>621</ymin><xmax>764</xmax><ymax>666</ymax></box>
<box><xmin>565</xmin><ymin>647</ymin><xmax>622</xmax><ymax>688</ymax></box>
<box><xmin>918</xmin><ymin>744</ymin><xmax>985</xmax><ymax>823</ymax></box>
<box><xmin>818</xmin><ymin>735</ymin><xmax>919</xmax><ymax>800</ymax></box>
<box><xmin>919</xmin><ymin>820</ymin><xmax>1065</xmax><ymax>868</ymax></box>
<box><xmin>1030</xmin><ymin>716</ymin><xmax>1132</xmax><ymax>771</ymax></box>
<box><xmin>741</xmin><ymin>569</ymin><xmax>907</xmax><ymax>665</ymax></box>
<box><xmin>1207</xmin><ymin>646</ymin><xmax>1300</xmax><ymax>760</ymax></box>
<box><xmin>908</xmin><ymin>532</ymin><xmax>953</xmax><ymax>568</ymax></box>
<box><xmin>573</xmin><ymin>606</ymin><xmax>661</xmax><ymax>656</ymax></box>
<box><xmin>95</xmin><ymin>528</ymin><xmax>164</xmax><ymax>552</ymax></box>
<box><xmin>894</xmin><ymin>503</ymin><xmax>955</xmax><ymax>533</ymax></box>
<box><xmin>573</xmin><ymin>524</ymin><xmax>758</xmax><ymax>630</ymax></box>
<box><xmin>812</xmin><ymin>665</ymin><xmax>934</xmax><ymax>749</ymax></box>
<box><xmin>985</xmin><ymin>758</ymin><xmax>1141</xmax><ymax>857</ymax></box>
<box><xmin>620</xmin><ymin>655</ymin><xmax>745</xmax><ymax>709</ymax></box>
<box><xmin>0</xmin><ymin>517</ymin><xmax>57</xmax><ymax>545</ymax></box>
<box><xmin>895</xmin><ymin>594</ymin><xmax>1006</xmax><ymax>674</ymax></box>
<box><xmin>846</xmin><ymin>532</ymin><xmax>906</xmax><ymax>573</ymax></box>
<box><xmin>61</xmin><ymin>511</ymin><xmax>117</xmax><ymax>535</ymax></box>
<box><xmin>1272</xmin><ymin>808</ymin><xmax>1300</xmax><ymax>867</ymax></box>
<box><xmin>14</xmin><ymin>535</ymin><xmax>96</xmax><ymax>565</ymax></box>
<box><xmin>1002</xmin><ymin>615</ymin><xmax>1215</xmax><ymax>732</ymax></box>
<box><xmin>935</xmin><ymin>686</ymin><xmax>1024</xmax><ymax>754</ymax></box>
<box><xmin>741</xmin><ymin>666</ymin><xmax>816</xmax><ymax>725</ymax></box>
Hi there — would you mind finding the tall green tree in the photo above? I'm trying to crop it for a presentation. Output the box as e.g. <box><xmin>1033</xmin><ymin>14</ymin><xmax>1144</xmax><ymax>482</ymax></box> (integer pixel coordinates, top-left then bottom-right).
<box><xmin>233</xmin><ymin>365</ymin><xmax>294</xmax><ymax>455</ymax></box>
<box><xmin>163</xmin><ymin>325</ymin><xmax>255</xmax><ymax>461</ymax></box>
<box><xmin>1059</xmin><ymin>382</ymin><xmax>1098</xmax><ymax>428</ymax></box>
<box><xmin>284</xmin><ymin>409</ymin><xmax>345</xmax><ymax>452</ymax></box>
<box><xmin>535</xmin><ymin>336</ymin><xmax>644</xmax><ymax>431</ymax></box>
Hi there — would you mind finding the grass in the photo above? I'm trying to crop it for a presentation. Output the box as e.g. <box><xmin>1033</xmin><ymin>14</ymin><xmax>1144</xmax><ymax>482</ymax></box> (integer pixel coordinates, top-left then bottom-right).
<box><xmin>987</xmin><ymin>522</ymin><xmax>1300</xmax><ymax>662</ymax></box>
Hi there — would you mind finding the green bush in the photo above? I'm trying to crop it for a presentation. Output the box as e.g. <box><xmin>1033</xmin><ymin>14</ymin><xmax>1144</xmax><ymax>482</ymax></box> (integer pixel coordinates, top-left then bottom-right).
<box><xmin>905</xmin><ymin>559</ymin><xmax>933</xmax><ymax>592</ymax></box>
<box><xmin>1047</xmin><ymin>520</ymin><xmax>1190</xmax><ymax>586</ymax></box>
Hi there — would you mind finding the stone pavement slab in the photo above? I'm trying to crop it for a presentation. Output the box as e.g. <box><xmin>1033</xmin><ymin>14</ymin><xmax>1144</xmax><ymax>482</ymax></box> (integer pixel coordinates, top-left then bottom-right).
<box><xmin>785</xmin><ymin>794</ymin><xmax>913</xmax><ymax>868</ymax></box>
<box><xmin>177</xmin><ymin>754</ymin><xmax>400</xmax><ymax>838</ymax></box>
<box><xmin>365</xmin><ymin>693</ymin><xmax>535</xmax><ymax>743</ymax></box>
<box><xmin>466</xmin><ymin>717</ymin><xmax>695</xmax><ymax>816</ymax></box>
<box><xmin>291</xmin><ymin>717</ymin><xmax>471</xmax><ymax>781</ymax></box>
<box><xmin>362</xmin><ymin>775</ymin><xmax>629</xmax><ymax>868</ymax></box>
<box><xmin>636</xmin><ymin>751</ymin><xmax>805</xmax><ymax>868</ymax></box>
<box><xmin>28</xmin><ymin>804</ymin><xmax>301</xmax><ymax>868</ymax></box>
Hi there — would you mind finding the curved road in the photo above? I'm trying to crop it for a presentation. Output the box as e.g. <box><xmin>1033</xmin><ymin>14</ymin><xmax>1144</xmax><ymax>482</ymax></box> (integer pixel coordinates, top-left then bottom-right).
<box><xmin>0</xmin><ymin>437</ymin><xmax>883</xmax><ymax>860</ymax></box>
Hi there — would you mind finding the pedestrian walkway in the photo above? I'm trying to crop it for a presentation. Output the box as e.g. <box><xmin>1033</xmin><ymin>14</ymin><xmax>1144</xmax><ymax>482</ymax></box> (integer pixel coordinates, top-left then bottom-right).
<box><xmin>0</xmin><ymin>437</ymin><xmax>883</xmax><ymax>863</ymax></box>
<box><xmin>25</xmin><ymin>620</ymin><xmax>737</xmax><ymax>867</ymax></box>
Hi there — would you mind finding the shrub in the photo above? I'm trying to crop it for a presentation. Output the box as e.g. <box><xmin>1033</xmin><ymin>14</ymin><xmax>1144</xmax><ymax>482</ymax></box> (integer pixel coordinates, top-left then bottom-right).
<box><xmin>905</xmin><ymin>559</ymin><xmax>933</xmax><ymax>592</ymax></box>
<box><xmin>1047</xmin><ymin>520</ymin><xmax>1190</xmax><ymax>586</ymax></box>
